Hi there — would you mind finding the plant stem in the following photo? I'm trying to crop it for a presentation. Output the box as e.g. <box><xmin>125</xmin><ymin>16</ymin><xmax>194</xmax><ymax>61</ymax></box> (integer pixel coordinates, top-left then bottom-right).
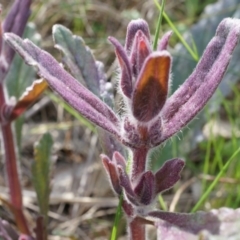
<box><xmin>129</xmin><ymin>217</ymin><xmax>146</xmax><ymax>240</ymax></box>
<box><xmin>131</xmin><ymin>147</ymin><xmax>148</xmax><ymax>181</ymax></box>
<box><xmin>0</xmin><ymin>84</ymin><xmax>30</xmax><ymax>235</ymax></box>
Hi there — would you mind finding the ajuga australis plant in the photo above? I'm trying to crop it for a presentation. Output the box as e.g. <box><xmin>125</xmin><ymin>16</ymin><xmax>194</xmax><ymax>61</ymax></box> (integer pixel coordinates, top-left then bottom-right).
<box><xmin>4</xmin><ymin>16</ymin><xmax>240</xmax><ymax>239</ymax></box>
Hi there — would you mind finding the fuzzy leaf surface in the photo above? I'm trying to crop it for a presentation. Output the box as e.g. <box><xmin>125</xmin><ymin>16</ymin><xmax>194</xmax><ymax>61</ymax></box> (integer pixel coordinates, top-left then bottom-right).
<box><xmin>4</xmin><ymin>33</ymin><xmax>121</xmax><ymax>137</ymax></box>
<box><xmin>160</xmin><ymin>18</ymin><xmax>240</xmax><ymax>144</ymax></box>
<box><xmin>6</xmin><ymin>23</ymin><xmax>40</xmax><ymax>99</ymax></box>
<box><xmin>149</xmin><ymin>207</ymin><xmax>240</xmax><ymax>240</ymax></box>
<box><xmin>5</xmin><ymin>23</ymin><xmax>40</xmax><ymax>148</ymax></box>
<box><xmin>2</xmin><ymin>0</ymin><xmax>31</xmax><ymax>65</ymax></box>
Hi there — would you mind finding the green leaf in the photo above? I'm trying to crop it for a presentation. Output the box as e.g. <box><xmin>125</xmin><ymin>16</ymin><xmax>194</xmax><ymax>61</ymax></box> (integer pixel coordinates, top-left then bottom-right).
<box><xmin>32</xmin><ymin>133</ymin><xmax>53</xmax><ymax>226</ymax></box>
<box><xmin>110</xmin><ymin>195</ymin><xmax>123</xmax><ymax>240</ymax></box>
<box><xmin>52</xmin><ymin>24</ymin><xmax>100</xmax><ymax>96</ymax></box>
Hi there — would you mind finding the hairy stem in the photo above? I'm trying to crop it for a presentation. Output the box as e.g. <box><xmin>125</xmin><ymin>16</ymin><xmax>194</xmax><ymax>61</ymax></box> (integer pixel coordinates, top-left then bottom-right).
<box><xmin>129</xmin><ymin>217</ymin><xmax>146</xmax><ymax>240</ymax></box>
<box><xmin>131</xmin><ymin>147</ymin><xmax>148</xmax><ymax>182</ymax></box>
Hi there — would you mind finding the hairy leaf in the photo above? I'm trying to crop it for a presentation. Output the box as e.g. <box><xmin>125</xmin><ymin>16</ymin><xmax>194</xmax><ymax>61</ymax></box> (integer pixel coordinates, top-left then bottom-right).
<box><xmin>32</xmin><ymin>133</ymin><xmax>53</xmax><ymax>225</ymax></box>
<box><xmin>2</xmin><ymin>0</ymin><xmax>31</xmax><ymax>65</ymax></box>
<box><xmin>53</xmin><ymin>24</ymin><xmax>100</xmax><ymax>96</ymax></box>
<box><xmin>132</xmin><ymin>51</ymin><xmax>171</xmax><ymax>122</ymax></box>
<box><xmin>6</xmin><ymin>23</ymin><xmax>40</xmax><ymax>99</ymax></box>
<box><xmin>155</xmin><ymin>158</ymin><xmax>185</xmax><ymax>194</ymax></box>
<box><xmin>5</xmin><ymin>23</ymin><xmax>41</xmax><ymax>149</ymax></box>
<box><xmin>101</xmin><ymin>154</ymin><xmax>122</xmax><ymax>195</ymax></box>
<box><xmin>4</xmin><ymin>33</ymin><xmax>121</xmax><ymax>138</ymax></box>
<box><xmin>164</xmin><ymin>0</ymin><xmax>240</xmax><ymax>157</ymax></box>
<box><xmin>149</xmin><ymin>208</ymin><xmax>240</xmax><ymax>240</ymax></box>
<box><xmin>160</xmin><ymin>18</ymin><xmax>240</xmax><ymax>144</ymax></box>
<box><xmin>108</xmin><ymin>36</ymin><xmax>133</xmax><ymax>98</ymax></box>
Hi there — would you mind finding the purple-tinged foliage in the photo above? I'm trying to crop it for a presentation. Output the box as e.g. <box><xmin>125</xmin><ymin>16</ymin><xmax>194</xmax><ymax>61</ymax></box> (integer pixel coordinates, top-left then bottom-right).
<box><xmin>101</xmin><ymin>154</ymin><xmax>122</xmax><ymax>195</ymax></box>
<box><xmin>2</xmin><ymin>0</ymin><xmax>31</xmax><ymax>67</ymax></box>
<box><xmin>4</xmin><ymin>16</ymin><xmax>240</xmax><ymax>240</ymax></box>
<box><xmin>3</xmin><ymin>34</ymin><xmax>121</xmax><ymax>137</ymax></box>
<box><xmin>155</xmin><ymin>158</ymin><xmax>185</xmax><ymax>194</ymax></box>
<box><xmin>5</xmin><ymin>18</ymin><xmax>240</xmax><ymax>148</ymax></box>
<box><xmin>158</xmin><ymin>31</ymin><xmax>172</xmax><ymax>51</ymax></box>
<box><xmin>150</xmin><ymin>207</ymin><xmax>240</xmax><ymax>239</ymax></box>
<box><xmin>101</xmin><ymin>152</ymin><xmax>184</xmax><ymax>207</ymax></box>
<box><xmin>125</xmin><ymin>19</ymin><xmax>151</xmax><ymax>52</ymax></box>
<box><xmin>160</xmin><ymin>18</ymin><xmax>240</xmax><ymax>143</ymax></box>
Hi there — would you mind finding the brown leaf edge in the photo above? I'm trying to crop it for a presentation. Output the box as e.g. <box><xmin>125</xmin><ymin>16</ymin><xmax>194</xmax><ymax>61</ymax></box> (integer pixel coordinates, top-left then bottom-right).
<box><xmin>9</xmin><ymin>79</ymin><xmax>48</xmax><ymax>121</ymax></box>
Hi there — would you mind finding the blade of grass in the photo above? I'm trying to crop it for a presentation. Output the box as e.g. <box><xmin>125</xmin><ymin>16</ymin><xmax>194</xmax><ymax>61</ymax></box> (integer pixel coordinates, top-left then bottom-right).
<box><xmin>158</xmin><ymin>194</ymin><xmax>167</xmax><ymax>211</ymax></box>
<box><xmin>153</xmin><ymin>0</ymin><xmax>199</xmax><ymax>61</ymax></box>
<box><xmin>190</xmin><ymin>34</ymin><xmax>199</xmax><ymax>59</ymax></box>
<box><xmin>153</xmin><ymin>0</ymin><xmax>166</xmax><ymax>50</ymax></box>
<box><xmin>191</xmin><ymin>146</ymin><xmax>240</xmax><ymax>212</ymax></box>
<box><xmin>202</xmin><ymin>110</ymin><xmax>213</xmax><ymax>193</ymax></box>
<box><xmin>110</xmin><ymin>194</ymin><xmax>123</xmax><ymax>240</ymax></box>
<box><xmin>211</xmin><ymin>136</ymin><xmax>224</xmax><ymax>171</ymax></box>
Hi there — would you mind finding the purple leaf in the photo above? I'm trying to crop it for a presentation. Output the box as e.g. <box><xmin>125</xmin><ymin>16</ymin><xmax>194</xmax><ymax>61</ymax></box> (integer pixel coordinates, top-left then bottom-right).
<box><xmin>149</xmin><ymin>207</ymin><xmax>240</xmax><ymax>239</ymax></box>
<box><xmin>155</xmin><ymin>158</ymin><xmax>185</xmax><ymax>194</ymax></box>
<box><xmin>117</xmin><ymin>166</ymin><xmax>140</xmax><ymax>206</ymax></box>
<box><xmin>4</xmin><ymin>33</ymin><xmax>121</xmax><ymax>137</ymax></box>
<box><xmin>160</xmin><ymin>18</ymin><xmax>240</xmax><ymax>144</ymax></box>
<box><xmin>3</xmin><ymin>0</ymin><xmax>31</xmax><ymax>35</ymax></box>
<box><xmin>130</xmin><ymin>30</ymin><xmax>151</xmax><ymax>77</ymax></box>
<box><xmin>108</xmin><ymin>36</ymin><xmax>133</xmax><ymax>98</ymax></box>
<box><xmin>134</xmin><ymin>171</ymin><xmax>155</xmax><ymax>205</ymax></box>
<box><xmin>158</xmin><ymin>31</ymin><xmax>172</xmax><ymax>51</ymax></box>
<box><xmin>125</xmin><ymin>19</ymin><xmax>150</xmax><ymax>53</ymax></box>
<box><xmin>155</xmin><ymin>221</ymin><xmax>196</xmax><ymax>240</ymax></box>
<box><xmin>112</xmin><ymin>151</ymin><xmax>126</xmax><ymax>169</ymax></box>
<box><xmin>2</xmin><ymin>0</ymin><xmax>31</xmax><ymax>65</ymax></box>
<box><xmin>122</xmin><ymin>199</ymin><xmax>134</xmax><ymax>217</ymax></box>
<box><xmin>101</xmin><ymin>154</ymin><xmax>122</xmax><ymax>195</ymax></box>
